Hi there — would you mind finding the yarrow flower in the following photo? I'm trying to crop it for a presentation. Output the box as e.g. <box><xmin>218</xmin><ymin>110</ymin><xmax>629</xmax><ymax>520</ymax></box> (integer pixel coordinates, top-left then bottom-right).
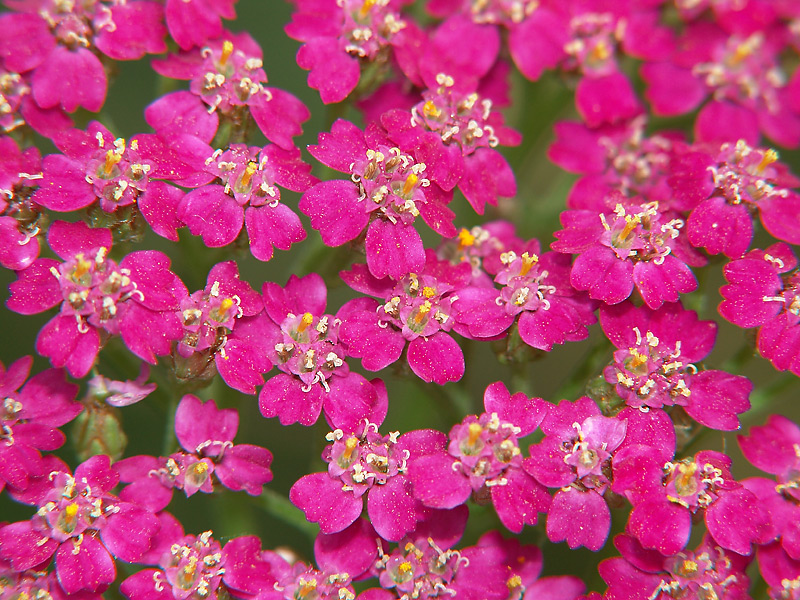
<box><xmin>409</xmin><ymin>382</ymin><xmax>550</xmax><ymax>533</ymax></box>
<box><xmin>0</xmin><ymin>137</ymin><xmax>43</xmax><ymax>271</ymax></box>
<box><xmin>115</xmin><ymin>394</ymin><xmax>273</xmax><ymax>511</ymax></box>
<box><xmin>0</xmin><ymin>454</ymin><xmax>160</xmax><ymax>594</ymax></box>
<box><xmin>300</xmin><ymin>119</ymin><xmax>456</xmax><ymax>280</ymax></box>
<box><xmin>338</xmin><ymin>252</ymin><xmax>470</xmax><ymax>384</ymax></box>
<box><xmin>7</xmin><ymin>221</ymin><xmax>185</xmax><ymax>377</ymax></box>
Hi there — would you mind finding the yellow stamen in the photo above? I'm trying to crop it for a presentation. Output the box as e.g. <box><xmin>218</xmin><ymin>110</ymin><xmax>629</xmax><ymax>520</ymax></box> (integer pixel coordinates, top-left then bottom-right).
<box><xmin>194</xmin><ymin>462</ymin><xmax>209</xmax><ymax>474</ymax></box>
<box><xmin>72</xmin><ymin>255</ymin><xmax>92</xmax><ymax>281</ymax></box>
<box><xmin>422</xmin><ymin>286</ymin><xmax>436</xmax><ymax>299</ymax></box>
<box><xmin>676</xmin><ymin>462</ymin><xmax>698</xmax><ymax>493</ymax></box>
<box><xmin>628</xmin><ymin>348</ymin><xmax>648</xmax><ymax>369</ymax></box>
<box><xmin>220</xmin><ymin>40</ymin><xmax>234</xmax><ymax>66</ymax></box>
<box><xmin>359</xmin><ymin>0</ymin><xmax>376</xmax><ymax>17</ymax></box>
<box><xmin>240</xmin><ymin>161</ymin><xmax>258</xmax><ymax>188</ymax></box>
<box><xmin>343</xmin><ymin>436</ymin><xmax>359</xmax><ymax>461</ymax></box>
<box><xmin>519</xmin><ymin>252</ymin><xmax>538</xmax><ymax>277</ymax></box>
<box><xmin>617</xmin><ymin>215</ymin><xmax>640</xmax><ymax>242</ymax></box>
<box><xmin>402</xmin><ymin>173</ymin><xmax>418</xmax><ymax>195</ymax></box>
<box><xmin>297</xmin><ymin>312</ymin><xmax>314</xmax><ymax>333</ymax></box>
<box><xmin>298</xmin><ymin>578</ymin><xmax>317</xmax><ymax>598</ymax></box>
<box><xmin>422</xmin><ymin>100</ymin><xmax>440</xmax><ymax>118</ymax></box>
<box><xmin>103</xmin><ymin>149</ymin><xmax>122</xmax><ymax>175</ymax></box>
<box><xmin>218</xmin><ymin>298</ymin><xmax>234</xmax><ymax>317</ymax></box>
<box><xmin>590</xmin><ymin>40</ymin><xmax>611</xmax><ymax>62</ymax></box>
<box><xmin>467</xmin><ymin>422</ymin><xmax>482</xmax><ymax>446</ymax></box>
<box><xmin>414</xmin><ymin>300</ymin><xmax>432</xmax><ymax>323</ymax></box>
<box><xmin>507</xmin><ymin>575</ymin><xmax>523</xmax><ymax>590</ymax></box>
<box><xmin>679</xmin><ymin>559</ymin><xmax>699</xmax><ymax>576</ymax></box>
<box><xmin>457</xmin><ymin>228</ymin><xmax>475</xmax><ymax>248</ymax></box>
<box><xmin>398</xmin><ymin>561</ymin><xmax>413</xmax><ymax>574</ymax></box>
<box><xmin>757</xmin><ymin>149</ymin><xmax>778</xmax><ymax>173</ymax></box>
<box><xmin>184</xmin><ymin>556</ymin><xmax>198</xmax><ymax>576</ymax></box>
<box><xmin>64</xmin><ymin>503</ymin><xmax>79</xmax><ymax>521</ymax></box>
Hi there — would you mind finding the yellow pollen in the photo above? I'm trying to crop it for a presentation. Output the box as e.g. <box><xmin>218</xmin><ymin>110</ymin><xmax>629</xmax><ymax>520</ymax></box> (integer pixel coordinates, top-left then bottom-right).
<box><xmin>402</xmin><ymin>173</ymin><xmax>418</xmax><ymax>195</ymax></box>
<box><xmin>184</xmin><ymin>556</ymin><xmax>198</xmax><ymax>576</ymax></box>
<box><xmin>618</xmin><ymin>215</ymin><xmax>640</xmax><ymax>242</ymax></box>
<box><xmin>507</xmin><ymin>575</ymin><xmax>523</xmax><ymax>590</ymax></box>
<box><xmin>359</xmin><ymin>0</ymin><xmax>376</xmax><ymax>17</ymax></box>
<box><xmin>343</xmin><ymin>436</ymin><xmax>359</xmax><ymax>460</ymax></box>
<box><xmin>414</xmin><ymin>300</ymin><xmax>432</xmax><ymax>323</ymax></box>
<box><xmin>757</xmin><ymin>149</ymin><xmax>778</xmax><ymax>173</ymax></box>
<box><xmin>422</xmin><ymin>100</ymin><xmax>441</xmax><ymax>118</ymax></box>
<box><xmin>240</xmin><ymin>161</ymin><xmax>258</xmax><ymax>188</ymax></box>
<box><xmin>680</xmin><ymin>559</ymin><xmax>699</xmax><ymax>576</ymax></box>
<box><xmin>220</xmin><ymin>40</ymin><xmax>234</xmax><ymax>66</ymax></box>
<box><xmin>103</xmin><ymin>148</ymin><xmax>123</xmax><ymax>175</ymax></box>
<box><xmin>218</xmin><ymin>298</ymin><xmax>234</xmax><ymax>317</ymax></box>
<box><xmin>628</xmin><ymin>348</ymin><xmax>648</xmax><ymax>368</ymax></box>
<box><xmin>457</xmin><ymin>228</ymin><xmax>475</xmax><ymax>248</ymax></box>
<box><xmin>676</xmin><ymin>462</ymin><xmax>698</xmax><ymax>492</ymax></box>
<box><xmin>422</xmin><ymin>286</ymin><xmax>436</xmax><ymax>298</ymax></box>
<box><xmin>297</xmin><ymin>312</ymin><xmax>314</xmax><ymax>333</ymax></box>
<box><xmin>731</xmin><ymin>40</ymin><xmax>754</xmax><ymax>65</ymax></box>
<box><xmin>194</xmin><ymin>462</ymin><xmax>209</xmax><ymax>474</ymax></box>
<box><xmin>590</xmin><ymin>40</ymin><xmax>611</xmax><ymax>62</ymax></box>
<box><xmin>398</xmin><ymin>561</ymin><xmax>413</xmax><ymax>574</ymax></box>
<box><xmin>519</xmin><ymin>252</ymin><xmax>538</xmax><ymax>277</ymax></box>
<box><xmin>64</xmin><ymin>502</ymin><xmax>79</xmax><ymax>521</ymax></box>
<box><xmin>467</xmin><ymin>422</ymin><xmax>482</xmax><ymax>446</ymax></box>
<box><xmin>72</xmin><ymin>255</ymin><xmax>92</xmax><ymax>281</ymax></box>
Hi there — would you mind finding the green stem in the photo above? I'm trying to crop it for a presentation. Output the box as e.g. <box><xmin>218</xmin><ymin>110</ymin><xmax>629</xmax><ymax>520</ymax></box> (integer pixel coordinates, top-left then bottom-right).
<box><xmin>257</xmin><ymin>487</ymin><xmax>318</xmax><ymax>539</ymax></box>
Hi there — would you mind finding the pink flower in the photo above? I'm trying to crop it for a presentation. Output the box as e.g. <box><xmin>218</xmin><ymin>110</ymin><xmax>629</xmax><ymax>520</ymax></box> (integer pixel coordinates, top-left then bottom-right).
<box><xmin>408</xmin><ymin>382</ymin><xmax>551</xmax><ymax>533</ymax></box>
<box><xmin>338</xmin><ymin>252</ymin><xmax>471</xmax><ymax>384</ymax></box>
<box><xmin>7</xmin><ymin>221</ymin><xmax>186</xmax><ymax>377</ymax></box>
<box><xmin>0</xmin><ymin>355</ymin><xmax>80</xmax><ymax>493</ymax></box>
<box><xmin>0</xmin><ymin>454</ymin><xmax>160</xmax><ymax>595</ymax></box>
<box><xmin>600</xmin><ymin>301</ymin><xmax>752</xmax><ymax>430</ymax></box>
<box><xmin>152</xmin><ymin>33</ymin><xmax>309</xmax><ymax>149</ymax></box>
<box><xmin>258</xmin><ymin>273</ymin><xmax>385</xmax><ymax>429</ymax></box>
<box><xmin>290</xmin><ymin>419</ymin><xmax>443</xmax><ymax>541</ymax></box>
<box><xmin>300</xmin><ymin>119</ymin><xmax>455</xmax><ymax>279</ymax></box>
<box><xmin>0</xmin><ymin>137</ymin><xmax>43</xmax><ymax>271</ymax></box>
<box><xmin>0</xmin><ymin>0</ymin><xmax>166</xmax><ymax>113</ymax></box>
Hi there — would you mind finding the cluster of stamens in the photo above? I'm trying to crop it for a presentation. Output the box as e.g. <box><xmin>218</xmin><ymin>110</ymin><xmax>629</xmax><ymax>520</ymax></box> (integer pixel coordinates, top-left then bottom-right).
<box><xmin>650</xmin><ymin>547</ymin><xmax>739</xmax><ymax>600</ymax></box>
<box><xmin>468</xmin><ymin>0</ymin><xmax>538</xmax><ymax>25</ymax></box>
<box><xmin>379</xmin><ymin>273</ymin><xmax>455</xmax><ymax>338</ymax></box>
<box><xmin>196</xmin><ymin>40</ymin><xmax>271</xmax><ymax>113</ymax></box>
<box><xmin>411</xmin><ymin>73</ymin><xmax>498</xmax><ymax>155</ymax></box>
<box><xmin>49</xmin><ymin>247</ymin><xmax>143</xmax><ymax>334</ymax></box>
<box><xmin>599</xmin><ymin>202</ymin><xmax>684</xmax><ymax>264</ymax></box>
<box><xmin>663</xmin><ymin>460</ymin><xmax>725</xmax><ymax>510</ymax></box>
<box><xmin>449</xmin><ymin>412</ymin><xmax>523</xmax><ymax>490</ymax></box>
<box><xmin>339</xmin><ymin>0</ymin><xmax>406</xmax><ymax>58</ymax></box>
<box><xmin>495</xmin><ymin>250</ymin><xmax>556</xmax><ymax>315</ymax></box>
<box><xmin>564</xmin><ymin>12</ymin><xmax>621</xmax><ymax>74</ymax></box>
<box><xmin>350</xmin><ymin>146</ymin><xmax>429</xmax><ymax>225</ymax></box>
<box><xmin>710</xmin><ymin>139</ymin><xmax>790</xmax><ymax>206</ymax></box>
<box><xmin>274</xmin><ymin>311</ymin><xmax>344</xmax><ymax>392</ymax></box>
<box><xmin>325</xmin><ymin>421</ymin><xmax>407</xmax><ymax>492</ymax></box>
<box><xmin>159</xmin><ymin>532</ymin><xmax>225</xmax><ymax>598</ymax></box>
<box><xmin>375</xmin><ymin>537</ymin><xmax>467</xmax><ymax>599</ymax></box>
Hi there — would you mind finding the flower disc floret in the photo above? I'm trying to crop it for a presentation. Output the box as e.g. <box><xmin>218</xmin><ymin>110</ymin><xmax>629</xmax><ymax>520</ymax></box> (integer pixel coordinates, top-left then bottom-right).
<box><xmin>338</xmin><ymin>0</ymin><xmax>407</xmax><ymax>60</ymax></box>
<box><xmin>448</xmin><ymin>412</ymin><xmax>522</xmax><ymax>490</ymax></box>
<box><xmin>160</xmin><ymin>532</ymin><xmax>226</xmax><ymax>599</ymax></box>
<box><xmin>191</xmin><ymin>40</ymin><xmax>271</xmax><ymax>113</ymax></box>
<box><xmin>376</xmin><ymin>537</ymin><xmax>466</xmax><ymax>598</ymax></box>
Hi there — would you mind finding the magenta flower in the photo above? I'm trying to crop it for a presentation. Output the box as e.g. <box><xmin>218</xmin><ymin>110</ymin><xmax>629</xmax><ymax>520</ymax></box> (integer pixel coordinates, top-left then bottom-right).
<box><xmin>548</xmin><ymin>116</ymin><xmax>687</xmax><ymax>209</ymax></box>
<box><xmin>552</xmin><ymin>196</ymin><xmax>698</xmax><ymax>309</ymax></box>
<box><xmin>738</xmin><ymin>415</ymin><xmax>800</xmax><ymax>559</ymax></box>
<box><xmin>524</xmin><ymin>397</ymin><xmax>628</xmax><ymax>551</ymax></box>
<box><xmin>381</xmin><ymin>72</ymin><xmax>520</xmax><ymax>215</ymax></box>
<box><xmin>0</xmin><ymin>67</ymin><xmax>72</xmax><ymax>136</ymax></box>
<box><xmin>0</xmin><ymin>137</ymin><xmax>43</xmax><ymax>271</ymax></box>
<box><xmin>338</xmin><ymin>252</ymin><xmax>471</xmax><ymax>384</ymax></box>
<box><xmin>152</xmin><ymin>33</ymin><xmax>309</xmax><ymax>149</ymax></box>
<box><xmin>300</xmin><ymin>119</ymin><xmax>456</xmax><ymax>279</ymax></box>
<box><xmin>453</xmin><ymin>245</ymin><xmax>597</xmax><ymax>350</ymax></box>
<box><xmin>436</xmin><ymin>221</ymin><xmax>523</xmax><ymax>286</ymax></box>
<box><xmin>614</xmin><ymin>447</ymin><xmax>767</xmax><ymax>556</ymax></box>
<box><xmin>642</xmin><ymin>23</ymin><xmax>800</xmax><ymax>147</ymax></box>
<box><xmin>600</xmin><ymin>301</ymin><xmax>752</xmax><ymax>430</ymax></box>
<box><xmin>116</xmin><ymin>394</ymin><xmax>272</xmax><ymax>511</ymax></box>
<box><xmin>0</xmin><ymin>355</ymin><xmax>80</xmax><ymax>493</ymax></box>
<box><xmin>257</xmin><ymin>273</ymin><xmax>384</xmax><ymax>428</ymax></box>
<box><xmin>758</xmin><ymin>542</ymin><xmax>800</xmax><ymax>600</ymax></box>
<box><xmin>177</xmin><ymin>143</ymin><xmax>314</xmax><ymax>260</ymax></box>
<box><xmin>671</xmin><ymin>139</ymin><xmax>800</xmax><ymax>256</ymax></box>
<box><xmin>121</xmin><ymin>531</ymin><xmax>275</xmax><ymax>600</ymax></box>
<box><xmin>0</xmin><ymin>0</ymin><xmax>166</xmax><ymax>114</ymax></box>
<box><xmin>600</xmin><ymin>534</ymin><xmax>751</xmax><ymax>600</ymax></box>
<box><xmin>719</xmin><ymin>243</ymin><xmax>800</xmax><ymax>376</ymax></box>
<box><xmin>408</xmin><ymin>382</ymin><xmax>551</xmax><ymax>533</ymax></box>
<box><xmin>7</xmin><ymin>221</ymin><xmax>186</xmax><ymax>377</ymax></box>
<box><xmin>290</xmin><ymin>419</ymin><xmax>443</xmax><ymax>541</ymax></box>
<box><xmin>285</xmin><ymin>0</ymin><xmax>412</xmax><ymax>104</ymax></box>
<box><xmin>173</xmin><ymin>260</ymin><xmax>266</xmax><ymax>393</ymax></box>
<box><xmin>0</xmin><ymin>454</ymin><xmax>160</xmax><ymax>594</ymax></box>
<box><xmin>0</xmin><ymin>563</ymin><xmax>101</xmax><ymax>600</ymax></box>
